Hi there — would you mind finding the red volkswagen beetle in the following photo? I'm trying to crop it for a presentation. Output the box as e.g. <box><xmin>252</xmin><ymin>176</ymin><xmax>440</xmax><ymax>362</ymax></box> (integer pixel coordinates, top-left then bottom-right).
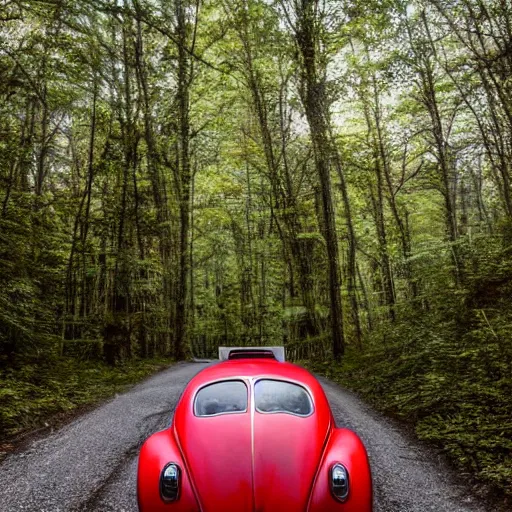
<box><xmin>137</xmin><ymin>347</ymin><xmax>373</xmax><ymax>511</ymax></box>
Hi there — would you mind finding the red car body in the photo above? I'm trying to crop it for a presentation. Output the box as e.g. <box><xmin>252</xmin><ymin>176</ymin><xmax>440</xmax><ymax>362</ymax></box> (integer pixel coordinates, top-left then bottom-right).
<box><xmin>137</xmin><ymin>348</ymin><xmax>373</xmax><ymax>511</ymax></box>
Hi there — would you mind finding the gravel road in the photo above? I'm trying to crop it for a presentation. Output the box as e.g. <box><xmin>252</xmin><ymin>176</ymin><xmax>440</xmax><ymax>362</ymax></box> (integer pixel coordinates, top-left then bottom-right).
<box><xmin>0</xmin><ymin>362</ymin><xmax>493</xmax><ymax>512</ymax></box>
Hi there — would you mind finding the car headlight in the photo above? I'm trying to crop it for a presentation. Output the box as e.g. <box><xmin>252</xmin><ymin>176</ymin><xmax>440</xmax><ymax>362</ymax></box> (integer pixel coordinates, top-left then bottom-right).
<box><xmin>330</xmin><ymin>463</ymin><xmax>349</xmax><ymax>502</ymax></box>
<box><xmin>160</xmin><ymin>463</ymin><xmax>180</xmax><ymax>501</ymax></box>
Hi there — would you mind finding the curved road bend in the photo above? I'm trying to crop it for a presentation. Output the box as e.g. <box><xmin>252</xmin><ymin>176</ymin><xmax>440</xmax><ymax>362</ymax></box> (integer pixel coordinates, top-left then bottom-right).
<box><xmin>0</xmin><ymin>362</ymin><xmax>493</xmax><ymax>512</ymax></box>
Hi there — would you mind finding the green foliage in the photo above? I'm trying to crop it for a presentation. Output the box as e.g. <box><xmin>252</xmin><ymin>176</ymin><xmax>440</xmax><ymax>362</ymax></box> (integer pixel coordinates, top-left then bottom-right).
<box><xmin>309</xmin><ymin>238</ymin><xmax>512</xmax><ymax>497</ymax></box>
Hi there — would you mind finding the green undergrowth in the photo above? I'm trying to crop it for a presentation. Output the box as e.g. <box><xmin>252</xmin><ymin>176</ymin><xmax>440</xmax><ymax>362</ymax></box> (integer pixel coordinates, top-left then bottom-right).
<box><xmin>303</xmin><ymin>253</ymin><xmax>512</xmax><ymax>501</ymax></box>
<box><xmin>306</xmin><ymin>310</ymin><xmax>512</xmax><ymax>499</ymax></box>
<box><xmin>0</xmin><ymin>357</ymin><xmax>173</xmax><ymax>442</ymax></box>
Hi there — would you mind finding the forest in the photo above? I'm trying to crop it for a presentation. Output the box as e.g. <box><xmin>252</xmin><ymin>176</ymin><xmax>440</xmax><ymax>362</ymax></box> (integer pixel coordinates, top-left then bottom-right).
<box><xmin>0</xmin><ymin>0</ymin><xmax>511</xmax><ymax>501</ymax></box>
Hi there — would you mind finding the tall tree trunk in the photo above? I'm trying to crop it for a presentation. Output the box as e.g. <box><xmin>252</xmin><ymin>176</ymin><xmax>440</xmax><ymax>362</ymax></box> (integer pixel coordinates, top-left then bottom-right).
<box><xmin>331</xmin><ymin>132</ymin><xmax>362</xmax><ymax>346</ymax></box>
<box><xmin>293</xmin><ymin>0</ymin><xmax>345</xmax><ymax>360</ymax></box>
<box><xmin>174</xmin><ymin>0</ymin><xmax>193</xmax><ymax>360</ymax></box>
<box><xmin>406</xmin><ymin>12</ymin><xmax>463</xmax><ymax>285</ymax></box>
<box><xmin>370</xmin><ymin>74</ymin><xmax>417</xmax><ymax>299</ymax></box>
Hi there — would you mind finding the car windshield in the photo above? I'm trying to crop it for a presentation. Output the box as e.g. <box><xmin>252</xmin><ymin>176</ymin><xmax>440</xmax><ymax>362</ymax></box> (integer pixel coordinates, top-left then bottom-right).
<box><xmin>194</xmin><ymin>380</ymin><xmax>248</xmax><ymax>416</ymax></box>
<box><xmin>254</xmin><ymin>379</ymin><xmax>313</xmax><ymax>416</ymax></box>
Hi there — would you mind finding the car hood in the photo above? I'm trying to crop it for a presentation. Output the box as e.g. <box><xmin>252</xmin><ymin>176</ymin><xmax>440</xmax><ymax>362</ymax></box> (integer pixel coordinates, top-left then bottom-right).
<box><xmin>175</xmin><ymin>411</ymin><xmax>331</xmax><ymax>512</ymax></box>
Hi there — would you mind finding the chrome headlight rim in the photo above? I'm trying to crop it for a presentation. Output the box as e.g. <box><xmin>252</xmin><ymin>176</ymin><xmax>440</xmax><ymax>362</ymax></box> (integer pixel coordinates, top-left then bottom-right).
<box><xmin>160</xmin><ymin>462</ymin><xmax>181</xmax><ymax>502</ymax></box>
<box><xmin>330</xmin><ymin>462</ymin><xmax>350</xmax><ymax>502</ymax></box>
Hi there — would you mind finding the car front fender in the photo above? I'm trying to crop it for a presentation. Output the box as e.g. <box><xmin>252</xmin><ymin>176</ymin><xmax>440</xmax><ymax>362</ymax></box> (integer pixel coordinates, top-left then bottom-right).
<box><xmin>137</xmin><ymin>428</ymin><xmax>199</xmax><ymax>512</ymax></box>
<box><xmin>308</xmin><ymin>428</ymin><xmax>373</xmax><ymax>512</ymax></box>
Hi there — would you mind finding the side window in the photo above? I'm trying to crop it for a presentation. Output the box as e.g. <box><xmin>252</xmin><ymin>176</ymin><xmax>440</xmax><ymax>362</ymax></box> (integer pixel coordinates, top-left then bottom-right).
<box><xmin>194</xmin><ymin>380</ymin><xmax>248</xmax><ymax>417</ymax></box>
<box><xmin>255</xmin><ymin>379</ymin><xmax>313</xmax><ymax>417</ymax></box>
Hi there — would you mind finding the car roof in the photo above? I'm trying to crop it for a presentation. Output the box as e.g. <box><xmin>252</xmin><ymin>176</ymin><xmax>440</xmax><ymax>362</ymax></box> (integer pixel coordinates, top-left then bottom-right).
<box><xmin>184</xmin><ymin>359</ymin><xmax>327</xmax><ymax>403</ymax></box>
